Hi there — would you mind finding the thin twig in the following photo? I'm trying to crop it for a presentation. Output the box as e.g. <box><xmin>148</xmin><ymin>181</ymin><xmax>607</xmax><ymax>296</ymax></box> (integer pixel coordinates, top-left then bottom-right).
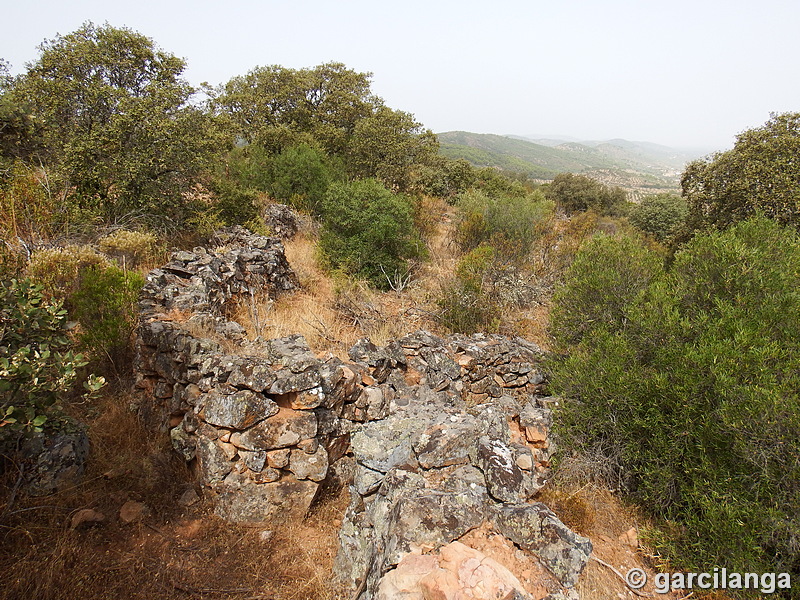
<box><xmin>590</xmin><ymin>555</ymin><xmax>654</xmax><ymax>597</ymax></box>
<box><xmin>0</xmin><ymin>462</ymin><xmax>25</xmax><ymax>520</ymax></box>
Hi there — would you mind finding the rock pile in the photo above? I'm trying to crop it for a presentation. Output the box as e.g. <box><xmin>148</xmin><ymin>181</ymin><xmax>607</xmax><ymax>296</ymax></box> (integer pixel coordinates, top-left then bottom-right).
<box><xmin>133</xmin><ymin>227</ymin><xmax>592</xmax><ymax>598</ymax></box>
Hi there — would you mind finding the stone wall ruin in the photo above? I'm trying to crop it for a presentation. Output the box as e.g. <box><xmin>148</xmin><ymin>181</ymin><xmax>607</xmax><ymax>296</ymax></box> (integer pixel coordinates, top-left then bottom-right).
<box><xmin>133</xmin><ymin>224</ymin><xmax>591</xmax><ymax>599</ymax></box>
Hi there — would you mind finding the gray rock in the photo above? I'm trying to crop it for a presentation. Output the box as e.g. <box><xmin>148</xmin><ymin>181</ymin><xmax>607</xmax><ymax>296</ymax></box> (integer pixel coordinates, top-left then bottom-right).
<box><xmin>239</xmin><ymin>450</ymin><xmax>267</xmax><ymax>472</ymax></box>
<box><xmin>412</xmin><ymin>412</ymin><xmax>481</xmax><ymax>469</ymax></box>
<box><xmin>202</xmin><ymin>387</ymin><xmax>278</xmax><ymax>429</ymax></box>
<box><xmin>233</xmin><ymin>408</ymin><xmax>317</xmax><ymax>451</ymax></box>
<box><xmin>214</xmin><ymin>477</ymin><xmax>318</xmax><ymax>523</ymax></box>
<box><xmin>19</xmin><ymin>423</ymin><xmax>90</xmax><ymax>496</ymax></box>
<box><xmin>492</xmin><ymin>503</ymin><xmax>592</xmax><ymax>588</ymax></box>
<box><xmin>288</xmin><ymin>445</ymin><xmax>329</xmax><ymax>482</ymax></box>
<box><xmin>195</xmin><ymin>437</ymin><xmax>234</xmax><ymax>484</ymax></box>
<box><xmin>476</xmin><ymin>437</ymin><xmax>525</xmax><ymax>503</ymax></box>
<box><xmin>225</xmin><ymin>360</ymin><xmax>277</xmax><ymax>392</ymax></box>
<box><xmin>353</xmin><ymin>463</ymin><xmax>385</xmax><ymax>496</ymax></box>
<box><xmin>170</xmin><ymin>423</ymin><xmax>197</xmax><ymax>461</ymax></box>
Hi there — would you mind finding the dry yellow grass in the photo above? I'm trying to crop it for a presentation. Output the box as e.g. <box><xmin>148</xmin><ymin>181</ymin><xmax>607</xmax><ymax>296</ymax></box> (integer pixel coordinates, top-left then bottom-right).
<box><xmin>0</xmin><ymin>388</ymin><xmax>351</xmax><ymax>600</ymax></box>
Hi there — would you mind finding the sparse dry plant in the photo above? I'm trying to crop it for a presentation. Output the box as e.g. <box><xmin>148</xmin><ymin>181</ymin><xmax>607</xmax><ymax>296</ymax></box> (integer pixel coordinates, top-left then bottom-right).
<box><xmin>97</xmin><ymin>229</ymin><xmax>160</xmax><ymax>269</ymax></box>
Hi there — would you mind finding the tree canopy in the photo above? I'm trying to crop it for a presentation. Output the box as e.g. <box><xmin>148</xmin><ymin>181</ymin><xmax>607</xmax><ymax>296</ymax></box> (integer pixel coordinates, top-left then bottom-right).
<box><xmin>6</xmin><ymin>22</ymin><xmax>220</xmax><ymax>225</ymax></box>
<box><xmin>681</xmin><ymin>112</ymin><xmax>800</xmax><ymax>232</ymax></box>
<box><xmin>545</xmin><ymin>172</ymin><xmax>627</xmax><ymax>215</ymax></box>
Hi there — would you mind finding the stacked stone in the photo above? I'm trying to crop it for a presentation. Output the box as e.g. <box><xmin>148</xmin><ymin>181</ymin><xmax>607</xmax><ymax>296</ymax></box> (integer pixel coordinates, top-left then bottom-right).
<box><xmin>133</xmin><ymin>230</ymin><xmax>588</xmax><ymax>598</ymax></box>
<box><xmin>135</xmin><ymin>227</ymin><xmax>299</xmax><ymax>431</ymax></box>
<box><xmin>395</xmin><ymin>331</ymin><xmax>547</xmax><ymax>402</ymax></box>
<box><xmin>335</xmin><ymin>387</ymin><xmax>590</xmax><ymax>600</ymax></box>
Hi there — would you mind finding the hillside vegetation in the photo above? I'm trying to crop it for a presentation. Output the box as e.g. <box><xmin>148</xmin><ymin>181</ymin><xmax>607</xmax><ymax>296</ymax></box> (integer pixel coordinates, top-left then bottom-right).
<box><xmin>439</xmin><ymin>130</ymin><xmax>698</xmax><ymax>199</ymax></box>
<box><xmin>2</xmin><ymin>21</ymin><xmax>800</xmax><ymax>600</ymax></box>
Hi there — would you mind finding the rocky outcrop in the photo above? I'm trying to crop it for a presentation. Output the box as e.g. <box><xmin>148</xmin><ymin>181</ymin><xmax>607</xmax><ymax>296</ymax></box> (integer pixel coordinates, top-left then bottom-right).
<box><xmin>133</xmin><ymin>227</ymin><xmax>591</xmax><ymax>597</ymax></box>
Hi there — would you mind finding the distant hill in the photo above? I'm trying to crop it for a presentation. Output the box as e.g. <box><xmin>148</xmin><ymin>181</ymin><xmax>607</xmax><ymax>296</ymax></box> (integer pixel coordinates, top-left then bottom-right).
<box><xmin>438</xmin><ymin>131</ymin><xmax>707</xmax><ymax>199</ymax></box>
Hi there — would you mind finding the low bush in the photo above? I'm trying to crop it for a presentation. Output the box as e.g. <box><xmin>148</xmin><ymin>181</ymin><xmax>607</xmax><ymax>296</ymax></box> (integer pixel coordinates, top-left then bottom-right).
<box><xmin>436</xmin><ymin>246</ymin><xmax>501</xmax><ymax>334</ymax></box>
<box><xmin>268</xmin><ymin>143</ymin><xmax>340</xmax><ymax>215</ymax></box>
<box><xmin>319</xmin><ymin>179</ymin><xmax>423</xmax><ymax>288</ymax></box>
<box><xmin>28</xmin><ymin>245</ymin><xmax>111</xmax><ymax>300</ymax></box>
<box><xmin>97</xmin><ymin>229</ymin><xmax>159</xmax><ymax>269</ymax></box>
<box><xmin>454</xmin><ymin>188</ymin><xmax>553</xmax><ymax>255</ymax></box>
<box><xmin>545</xmin><ymin>172</ymin><xmax>628</xmax><ymax>216</ymax></box>
<box><xmin>27</xmin><ymin>245</ymin><xmax>144</xmax><ymax>368</ymax></box>
<box><xmin>0</xmin><ymin>279</ymin><xmax>104</xmax><ymax>438</ymax></box>
<box><xmin>549</xmin><ymin>217</ymin><xmax>800</xmax><ymax>587</ymax></box>
<box><xmin>69</xmin><ymin>265</ymin><xmax>144</xmax><ymax>365</ymax></box>
<box><xmin>628</xmin><ymin>193</ymin><xmax>688</xmax><ymax>242</ymax></box>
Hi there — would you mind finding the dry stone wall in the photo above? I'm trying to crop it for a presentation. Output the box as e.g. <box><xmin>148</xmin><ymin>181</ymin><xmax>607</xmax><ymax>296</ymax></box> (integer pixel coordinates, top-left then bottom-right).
<box><xmin>134</xmin><ymin>225</ymin><xmax>591</xmax><ymax>598</ymax></box>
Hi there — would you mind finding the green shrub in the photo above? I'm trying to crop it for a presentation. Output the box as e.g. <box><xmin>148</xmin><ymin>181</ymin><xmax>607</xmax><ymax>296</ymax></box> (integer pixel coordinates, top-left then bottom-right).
<box><xmin>550</xmin><ymin>231</ymin><xmax>662</xmax><ymax>345</ymax></box>
<box><xmin>207</xmin><ymin>177</ymin><xmax>260</xmax><ymax>227</ymax></box>
<box><xmin>550</xmin><ymin>216</ymin><xmax>800</xmax><ymax>587</ymax></box>
<box><xmin>268</xmin><ymin>143</ymin><xmax>339</xmax><ymax>214</ymax></box>
<box><xmin>320</xmin><ymin>179</ymin><xmax>423</xmax><ymax>288</ymax></box>
<box><xmin>681</xmin><ymin>112</ymin><xmax>800</xmax><ymax>232</ymax></box>
<box><xmin>69</xmin><ymin>265</ymin><xmax>144</xmax><ymax>364</ymax></box>
<box><xmin>629</xmin><ymin>193</ymin><xmax>688</xmax><ymax>242</ymax></box>
<box><xmin>436</xmin><ymin>246</ymin><xmax>501</xmax><ymax>334</ymax></box>
<box><xmin>27</xmin><ymin>246</ymin><xmax>144</xmax><ymax>366</ymax></box>
<box><xmin>545</xmin><ymin>172</ymin><xmax>628</xmax><ymax>216</ymax></box>
<box><xmin>28</xmin><ymin>245</ymin><xmax>111</xmax><ymax>300</ymax></box>
<box><xmin>454</xmin><ymin>188</ymin><xmax>553</xmax><ymax>254</ymax></box>
<box><xmin>0</xmin><ymin>279</ymin><xmax>104</xmax><ymax>437</ymax></box>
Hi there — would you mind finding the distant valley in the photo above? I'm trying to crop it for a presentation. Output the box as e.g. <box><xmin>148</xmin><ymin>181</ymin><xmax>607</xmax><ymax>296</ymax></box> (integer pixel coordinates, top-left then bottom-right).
<box><xmin>438</xmin><ymin>131</ymin><xmax>712</xmax><ymax>200</ymax></box>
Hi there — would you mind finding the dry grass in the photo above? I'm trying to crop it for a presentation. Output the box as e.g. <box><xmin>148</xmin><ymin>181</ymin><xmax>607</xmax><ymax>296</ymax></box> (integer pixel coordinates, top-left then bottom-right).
<box><xmin>231</xmin><ymin>228</ymin><xmax>444</xmax><ymax>358</ymax></box>
<box><xmin>0</xmin><ymin>389</ymin><xmax>350</xmax><ymax>600</ymax></box>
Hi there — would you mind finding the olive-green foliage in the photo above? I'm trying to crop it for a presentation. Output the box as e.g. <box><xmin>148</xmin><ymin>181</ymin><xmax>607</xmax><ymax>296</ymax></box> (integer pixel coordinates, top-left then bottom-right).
<box><xmin>268</xmin><ymin>144</ymin><xmax>340</xmax><ymax>214</ymax></box>
<box><xmin>436</xmin><ymin>246</ymin><xmax>501</xmax><ymax>334</ymax></box>
<box><xmin>207</xmin><ymin>176</ymin><xmax>260</xmax><ymax>227</ymax></box>
<box><xmin>319</xmin><ymin>179</ymin><xmax>422</xmax><ymax>288</ymax></box>
<box><xmin>69</xmin><ymin>265</ymin><xmax>144</xmax><ymax>364</ymax></box>
<box><xmin>346</xmin><ymin>105</ymin><xmax>439</xmax><ymax>191</ymax></box>
<box><xmin>0</xmin><ymin>279</ymin><xmax>103</xmax><ymax>437</ymax></box>
<box><xmin>628</xmin><ymin>193</ymin><xmax>688</xmax><ymax>242</ymax></box>
<box><xmin>215</xmin><ymin>64</ymin><xmax>439</xmax><ymax>193</ymax></box>
<box><xmin>473</xmin><ymin>167</ymin><xmax>530</xmax><ymax>200</ymax></box>
<box><xmin>550</xmin><ymin>217</ymin><xmax>800</xmax><ymax>587</ymax></box>
<box><xmin>8</xmin><ymin>23</ymin><xmax>222</xmax><ymax>227</ymax></box>
<box><xmin>454</xmin><ymin>188</ymin><xmax>554</xmax><ymax>254</ymax></box>
<box><xmin>221</xmin><ymin>144</ymin><xmax>274</xmax><ymax>193</ymax></box>
<box><xmin>0</xmin><ymin>162</ymin><xmax>63</xmax><ymax>250</ymax></box>
<box><xmin>546</xmin><ymin>172</ymin><xmax>627</xmax><ymax>216</ymax></box>
<box><xmin>682</xmin><ymin>112</ymin><xmax>800</xmax><ymax>232</ymax></box>
<box><xmin>550</xmin><ymin>232</ymin><xmax>662</xmax><ymax>345</ymax></box>
<box><xmin>27</xmin><ymin>246</ymin><xmax>143</xmax><ymax>365</ymax></box>
<box><xmin>215</xmin><ymin>62</ymin><xmax>375</xmax><ymax>155</ymax></box>
<box><xmin>412</xmin><ymin>156</ymin><xmax>475</xmax><ymax>200</ymax></box>
<box><xmin>28</xmin><ymin>245</ymin><xmax>112</xmax><ymax>300</ymax></box>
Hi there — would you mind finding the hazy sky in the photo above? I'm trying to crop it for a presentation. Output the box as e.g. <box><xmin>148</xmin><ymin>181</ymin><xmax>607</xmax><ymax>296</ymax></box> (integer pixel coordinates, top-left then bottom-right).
<box><xmin>2</xmin><ymin>0</ymin><xmax>798</xmax><ymax>151</ymax></box>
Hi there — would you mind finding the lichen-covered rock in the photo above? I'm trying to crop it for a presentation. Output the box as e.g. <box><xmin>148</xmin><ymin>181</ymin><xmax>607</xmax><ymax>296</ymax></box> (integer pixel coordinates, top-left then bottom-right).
<box><xmin>18</xmin><ymin>422</ymin><xmax>90</xmax><ymax>496</ymax></box>
<box><xmin>232</xmin><ymin>408</ymin><xmax>317</xmax><ymax>451</ymax></box>
<box><xmin>214</xmin><ymin>476</ymin><xmax>318</xmax><ymax>523</ymax></box>
<box><xmin>476</xmin><ymin>437</ymin><xmax>525</xmax><ymax>503</ymax></box>
<box><xmin>262</xmin><ymin>203</ymin><xmax>300</xmax><ymax>239</ymax></box>
<box><xmin>202</xmin><ymin>387</ymin><xmax>278</xmax><ymax>429</ymax></box>
<box><xmin>492</xmin><ymin>503</ymin><xmax>592</xmax><ymax>588</ymax></box>
<box><xmin>288</xmin><ymin>445</ymin><xmax>329</xmax><ymax>482</ymax></box>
